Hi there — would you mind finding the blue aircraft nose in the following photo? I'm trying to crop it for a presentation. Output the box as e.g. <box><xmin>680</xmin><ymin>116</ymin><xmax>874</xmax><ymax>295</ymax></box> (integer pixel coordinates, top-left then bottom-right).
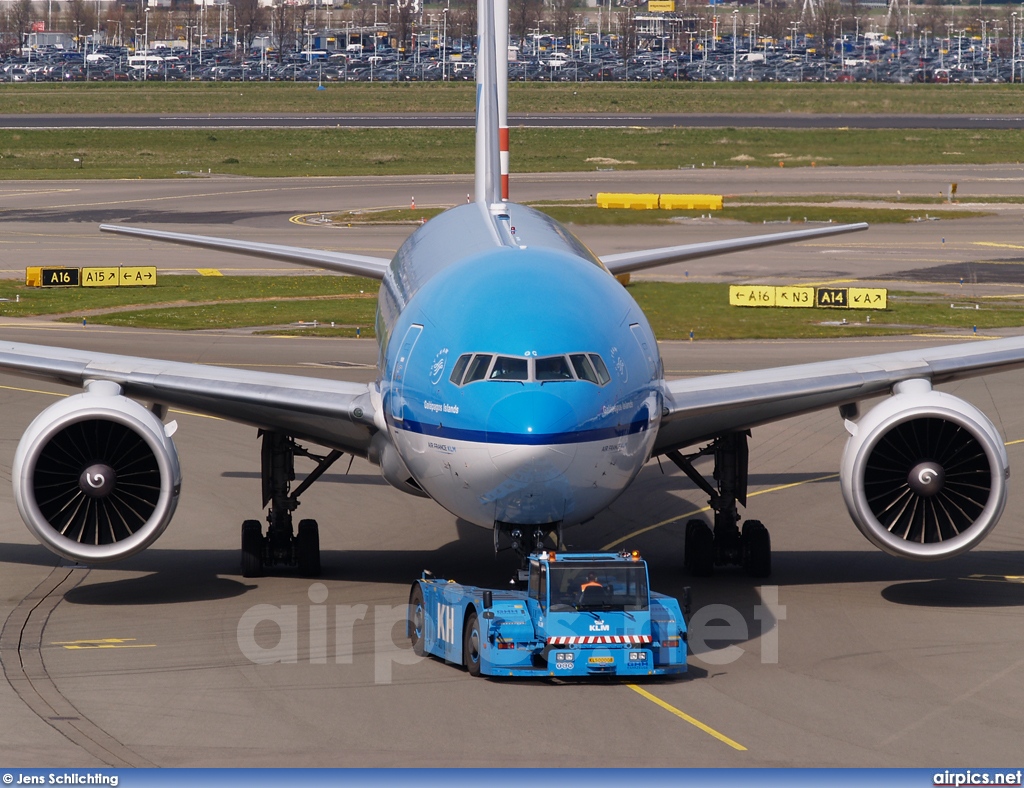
<box><xmin>487</xmin><ymin>390</ymin><xmax>579</xmax><ymax>483</ymax></box>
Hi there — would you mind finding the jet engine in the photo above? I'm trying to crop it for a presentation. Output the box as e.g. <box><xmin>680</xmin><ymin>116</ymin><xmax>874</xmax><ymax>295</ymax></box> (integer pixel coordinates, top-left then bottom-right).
<box><xmin>840</xmin><ymin>379</ymin><xmax>1008</xmax><ymax>560</ymax></box>
<box><xmin>13</xmin><ymin>381</ymin><xmax>181</xmax><ymax>564</ymax></box>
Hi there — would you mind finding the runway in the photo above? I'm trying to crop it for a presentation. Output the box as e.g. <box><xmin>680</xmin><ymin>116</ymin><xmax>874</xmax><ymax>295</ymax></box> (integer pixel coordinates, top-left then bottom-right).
<box><xmin>2</xmin><ymin>168</ymin><xmax>1024</xmax><ymax>767</ymax></box>
<box><xmin>2</xmin><ymin>112</ymin><xmax>1024</xmax><ymax>130</ymax></box>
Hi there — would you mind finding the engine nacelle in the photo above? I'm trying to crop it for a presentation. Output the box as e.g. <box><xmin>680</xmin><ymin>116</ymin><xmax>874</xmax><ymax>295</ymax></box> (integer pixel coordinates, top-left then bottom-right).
<box><xmin>840</xmin><ymin>379</ymin><xmax>1008</xmax><ymax>560</ymax></box>
<box><xmin>13</xmin><ymin>381</ymin><xmax>181</xmax><ymax>564</ymax></box>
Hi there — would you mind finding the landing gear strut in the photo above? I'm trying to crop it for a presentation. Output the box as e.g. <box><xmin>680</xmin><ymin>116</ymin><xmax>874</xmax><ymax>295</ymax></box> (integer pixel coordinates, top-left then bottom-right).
<box><xmin>240</xmin><ymin>430</ymin><xmax>342</xmax><ymax>578</ymax></box>
<box><xmin>667</xmin><ymin>432</ymin><xmax>771</xmax><ymax>578</ymax></box>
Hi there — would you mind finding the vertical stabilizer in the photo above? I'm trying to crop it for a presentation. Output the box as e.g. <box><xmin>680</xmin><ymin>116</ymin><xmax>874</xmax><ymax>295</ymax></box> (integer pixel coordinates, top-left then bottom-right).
<box><xmin>474</xmin><ymin>0</ymin><xmax>502</xmax><ymax>206</ymax></box>
<box><xmin>494</xmin><ymin>0</ymin><xmax>510</xmax><ymax>200</ymax></box>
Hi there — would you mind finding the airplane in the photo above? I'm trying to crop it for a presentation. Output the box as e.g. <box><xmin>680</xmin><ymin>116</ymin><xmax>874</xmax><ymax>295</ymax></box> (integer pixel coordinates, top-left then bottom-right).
<box><xmin>1</xmin><ymin>0</ymin><xmax>1022</xmax><ymax>582</ymax></box>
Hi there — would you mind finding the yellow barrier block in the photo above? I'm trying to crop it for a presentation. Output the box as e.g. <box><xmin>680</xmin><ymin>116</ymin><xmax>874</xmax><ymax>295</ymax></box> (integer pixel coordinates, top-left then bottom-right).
<box><xmin>849</xmin><ymin>288</ymin><xmax>887</xmax><ymax>310</ymax></box>
<box><xmin>82</xmin><ymin>267</ymin><xmax>120</xmax><ymax>287</ymax></box>
<box><xmin>25</xmin><ymin>267</ymin><xmax>41</xmax><ymax>287</ymax></box>
<box><xmin>660</xmin><ymin>194</ymin><xmax>724</xmax><ymax>211</ymax></box>
<box><xmin>597</xmin><ymin>192</ymin><xmax>660</xmax><ymax>210</ymax></box>
<box><xmin>729</xmin><ymin>285</ymin><xmax>776</xmax><ymax>307</ymax></box>
<box><xmin>774</xmin><ymin>286</ymin><xmax>815</xmax><ymax>307</ymax></box>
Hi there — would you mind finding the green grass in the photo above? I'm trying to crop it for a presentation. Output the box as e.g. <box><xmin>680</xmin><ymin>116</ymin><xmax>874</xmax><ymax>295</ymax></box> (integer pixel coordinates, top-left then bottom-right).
<box><xmin>3</xmin><ymin>126</ymin><xmax>1024</xmax><ymax>179</ymax></box>
<box><xmin>539</xmin><ymin>205</ymin><xmax>987</xmax><ymax>225</ymax></box>
<box><xmin>85</xmin><ymin>298</ymin><xmax>378</xmax><ymax>334</ymax></box>
<box><xmin>4</xmin><ymin>82</ymin><xmax>1024</xmax><ymax>116</ymax></box>
<box><xmin>630</xmin><ymin>284</ymin><xmax>1024</xmax><ymax>340</ymax></box>
<box><xmin>0</xmin><ymin>275</ymin><xmax>378</xmax><ymax>316</ymax></box>
<box><xmin>5</xmin><ymin>276</ymin><xmax>1024</xmax><ymax>339</ymax></box>
<box><xmin>333</xmin><ymin>204</ymin><xmax>985</xmax><ymax>226</ymax></box>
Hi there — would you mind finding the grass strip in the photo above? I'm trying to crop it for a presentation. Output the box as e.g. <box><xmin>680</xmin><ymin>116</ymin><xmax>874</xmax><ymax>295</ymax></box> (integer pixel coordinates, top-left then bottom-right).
<box><xmin>332</xmin><ymin>205</ymin><xmax>986</xmax><ymax>226</ymax></box>
<box><xmin>4</xmin><ymin>276</ymin><xmax>1022</xmax><ymax>340</ymax></box>
<box><xmin>0</xmin><ymin>275</ymin><xmax>378</xmax><ymax>316</ymax></box>
<box><xmin>2</xmin><ymin>127</ymin><xmax>1024</xmax><ymax>179</ymax></box>
<box><xmin>5</xmin><ymin>82</ymin><xmax>1024</xmax><ymax>116</ymax></box>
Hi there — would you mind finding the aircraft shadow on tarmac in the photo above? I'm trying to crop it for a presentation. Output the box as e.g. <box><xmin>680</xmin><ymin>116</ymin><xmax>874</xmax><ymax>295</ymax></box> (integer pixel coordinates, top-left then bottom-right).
<box><xmin>878</xmin><ymin>258</ymin><xmax>1024</xmax><ymax>284</ymax></box>
<box><xmin>3</xmin><ymin>209</ymin><xmax>282</xmax><ymax>225</ymax></box>
<box><xmin>222</xmin><ymin>471</ymin><xmax>390</xmax><ymax>486</ymax></box>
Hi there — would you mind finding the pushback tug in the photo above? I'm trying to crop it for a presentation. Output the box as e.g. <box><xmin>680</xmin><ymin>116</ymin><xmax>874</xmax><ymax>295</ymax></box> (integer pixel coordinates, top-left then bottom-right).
<box><xmin>408</xmin><ymin>550</ymin><xmax>688</xmax><ymax>677</ymax></box>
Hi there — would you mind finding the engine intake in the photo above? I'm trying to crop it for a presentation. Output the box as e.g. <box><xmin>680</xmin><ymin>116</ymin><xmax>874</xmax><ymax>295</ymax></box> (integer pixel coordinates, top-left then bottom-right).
<box><xmin>840</xmin><ymin>379</ymin><xmax>1008</xmax><ymax>560</ymax></box>
<box><xmin>13</xmin><ymin>381</ymin><xmax>181</xmax><ymax>564</ymax></box>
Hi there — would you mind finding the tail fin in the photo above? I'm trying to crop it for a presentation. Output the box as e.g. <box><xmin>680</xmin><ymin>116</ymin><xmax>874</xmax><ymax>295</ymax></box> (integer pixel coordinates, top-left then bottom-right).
<box><xmin>474</xmin><ymin>0</ymin><xmax>504</xmax><ymax>206</ymax></box>
<box><xmin>494</xmin><ymin>0</ymin><xmax>510</xmax><ymax>200</ymax></box>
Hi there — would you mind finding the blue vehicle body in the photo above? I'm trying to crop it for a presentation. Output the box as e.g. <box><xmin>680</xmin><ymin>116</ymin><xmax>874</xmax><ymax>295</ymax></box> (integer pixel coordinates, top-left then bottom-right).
<box><xmin>408</xmin><ymin>551</ymin><xmax>687</xmax><ymax>678</ymax></box>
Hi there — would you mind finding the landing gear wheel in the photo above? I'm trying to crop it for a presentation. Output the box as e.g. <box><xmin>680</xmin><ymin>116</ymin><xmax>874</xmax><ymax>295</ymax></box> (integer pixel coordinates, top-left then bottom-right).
<box><xmin>683</xmin><ymin>520</ymin><xmax>700</xmax><ymax>573</ymax></box>
<box><xmin>684</xmin><ymin>520</ymin><xmax>715</xmax><ymax>577</ymax></box>
<box><xmin>297</xmin><ymin>518</ymin><xmax>321</xmax><ymax>577</ymax></box>
<box><xmin>463</xmin><ymin>611</ymin><xmax>482</xmax><ymax>677</ymax></box>
<box><xmin>409</xmin><ymin>585</ymin><xmax>426</xmax><ymax>657</ymax></box>
<box><xmin>241</xmin><ymin>519</ymin><xmax>264</xmax><ymax>578</ymax></box>
<box><xmin>741</xmin><ymin>520</ymin><xmax>772</xmax><ymax>578</ymax></box>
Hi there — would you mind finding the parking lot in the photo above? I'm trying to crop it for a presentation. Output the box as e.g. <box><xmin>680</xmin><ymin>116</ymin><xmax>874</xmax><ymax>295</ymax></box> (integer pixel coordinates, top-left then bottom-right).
<box><xmin>3</xmin><ymin>28</ymin><xmax>1022</xmax><ymax>83</ymax></box>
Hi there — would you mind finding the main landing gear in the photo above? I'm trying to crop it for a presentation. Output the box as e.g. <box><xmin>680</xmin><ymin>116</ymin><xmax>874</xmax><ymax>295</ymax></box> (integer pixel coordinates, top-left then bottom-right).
<box><xmin>666</xmin><ymin>432</ymin><xmax>772</xmax><ymax>578</ymax></box>
<box><xmin>241</xmin><ymin>430</ymin><xmax>343</xmax><ymax>578</ymax></box>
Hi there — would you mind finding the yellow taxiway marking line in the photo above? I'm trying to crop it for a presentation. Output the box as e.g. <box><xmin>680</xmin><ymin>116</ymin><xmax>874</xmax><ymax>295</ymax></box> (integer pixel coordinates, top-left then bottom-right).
<box><xmin>0</xmin><ymin>384</ymin><xmax>222</xmax><ymax>421</ymax></box>
<box><xmin>975</xmin><ymin>242</ymin><xmax>1024</xmax><ymax>251</ymax></box>
<box><xmin>791</xmin><ymin>278</ymin><xmax>857</xmax><ymax>286</ymax></box>
<box><xmin>196</xmin><ymin>268</ymin><xmax>223</xmax><ymax>276</ymax></box>
<box><xmin>51</xmin><ymin>638</ymin><xmax>155</xmax><ymax>650</ymax></box>
<box><xmin>605</xmin><ymin>434</ymin><xmax>1024</xmax><ymax>551</ymax></box>
<box><xmin>627</xmin><ymin>684</ymin><xmax>747</xmax><ymax>751</ymax></box>
<box><xmin>602</xmin><ymin>474</ymin><xmax>840</xmax><ymax>550</ymax></box>
<box><xmin>965</xmin><ymin>574</ymin><xmax>1024</xmax><ymax>584</ymax></box>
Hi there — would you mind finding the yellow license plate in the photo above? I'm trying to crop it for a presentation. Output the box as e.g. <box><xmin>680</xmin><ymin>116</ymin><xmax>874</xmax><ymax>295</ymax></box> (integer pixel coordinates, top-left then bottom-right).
<box><xmin>588</xmin><ymin>656</ymin><xmax>614</xmax><ymax>664</ymax></box>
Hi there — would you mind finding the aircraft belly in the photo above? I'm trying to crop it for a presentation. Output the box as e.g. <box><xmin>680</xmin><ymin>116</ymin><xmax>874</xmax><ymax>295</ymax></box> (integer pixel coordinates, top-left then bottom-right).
<box><xmin>392</xmin><ymin>428</ymin><xmax>656</xmax><ymax>528</ymax></box>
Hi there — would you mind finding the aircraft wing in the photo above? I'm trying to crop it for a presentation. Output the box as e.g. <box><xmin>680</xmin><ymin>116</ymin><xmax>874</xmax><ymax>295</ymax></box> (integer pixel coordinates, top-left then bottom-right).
<box><xmin>99</xmin><ymin>224</ymin><xmax>391</xmax><ymax>280</ymax></box>
<box><xmin>0</xmin><ymin>340</ymin><xmax>378</xmax><ymax>456</ymax></box>
<box><xmin>601</xmin><ymin>223</ymin><xmax>868</xmax><ymax>276</ymax></box>
<box><xmin>654</xmin><ymin>334</ymin><xmax>1024</xmax><ymax>454</ymax></box>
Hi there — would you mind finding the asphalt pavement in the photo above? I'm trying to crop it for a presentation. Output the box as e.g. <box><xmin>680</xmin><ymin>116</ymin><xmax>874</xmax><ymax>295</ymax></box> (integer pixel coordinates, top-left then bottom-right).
<box><xmin>1</xmin><ymin>168</ymin><xmax>1024</xmax><ymax>767</ymax></box>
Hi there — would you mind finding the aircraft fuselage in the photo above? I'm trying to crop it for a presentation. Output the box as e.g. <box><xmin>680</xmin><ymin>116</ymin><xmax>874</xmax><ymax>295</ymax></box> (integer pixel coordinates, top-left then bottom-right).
<box><xmin>375</xmin><ymin>202</ymin><xmax>662</xmax><ymax>528</ymax></box>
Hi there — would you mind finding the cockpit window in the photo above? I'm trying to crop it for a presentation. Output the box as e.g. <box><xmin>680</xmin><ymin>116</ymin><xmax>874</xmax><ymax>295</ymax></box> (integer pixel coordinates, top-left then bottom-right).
<box><xmin>449</xmin><ymin>354</ymin><xmax>471</xmax><ymax>386</ymax></box>
<box><xmin>589</xmin><ymin>354</ymin><xmax>611</xmax><ymax>385</ymax></box>
<box><xmin>464</xmin><ymin>354</ymin><xmax>493</xmax><ymax>383</ymax></box>
<box><xmin>569</xmin><ymin>353</ymin><xmax>599</xmax><ymax>384</ymax></box>
<box><xmin>490</xmin><ymin>356</ymin><xmax>529</xmax><ymax>381</ymax></box>
<box><xmin>535</xmin><ymin>355</ymin><xmax>574</xmax><ymax>382</ymax></box>
<box><xmin>448</xmin><ymin>352</ymin><xmax>611</xmax><ymax>386</ymax></box>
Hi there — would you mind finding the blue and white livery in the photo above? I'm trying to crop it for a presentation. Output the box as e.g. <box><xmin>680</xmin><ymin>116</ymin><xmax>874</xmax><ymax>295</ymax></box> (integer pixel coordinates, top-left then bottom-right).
<box><xmin>2</xmin><ymin>0</ymin><xmax>1024</xmax><ymax>578</ymax></box>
